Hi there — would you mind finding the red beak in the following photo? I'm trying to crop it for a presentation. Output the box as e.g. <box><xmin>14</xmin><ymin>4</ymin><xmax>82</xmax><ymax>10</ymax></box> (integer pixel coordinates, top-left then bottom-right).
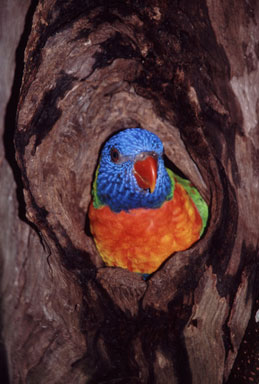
<box><xmin>133</xmin><ymin>155</ymin><xmax>158</xmax><ymax>193</ymax></box>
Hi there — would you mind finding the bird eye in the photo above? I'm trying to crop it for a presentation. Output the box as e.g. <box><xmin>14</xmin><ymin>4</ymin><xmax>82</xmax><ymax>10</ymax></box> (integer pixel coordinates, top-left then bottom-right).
<box><xmin>110</xmin><ymin>147</ymin><xmax>120</xmax><ymax>163</ymax></box>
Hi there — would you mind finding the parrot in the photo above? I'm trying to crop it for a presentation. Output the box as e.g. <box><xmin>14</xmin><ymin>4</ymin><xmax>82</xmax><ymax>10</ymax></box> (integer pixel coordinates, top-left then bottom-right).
<box><xmin>88</xmin><ymin>128</ymin><xmax>208</xmax><ymax>275</ymax></box>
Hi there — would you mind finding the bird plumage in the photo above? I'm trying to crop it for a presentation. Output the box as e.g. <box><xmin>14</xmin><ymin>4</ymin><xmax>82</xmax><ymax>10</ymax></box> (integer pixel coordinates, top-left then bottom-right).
<box><xmin>89</xmin><ymin>128</ymin><xmax>208</xmax><ymax>274</ymax></box>
<box><xmin>94</xmin><ymin>128</ymin><xmax>172</xmax><ymax>212</ymax></box>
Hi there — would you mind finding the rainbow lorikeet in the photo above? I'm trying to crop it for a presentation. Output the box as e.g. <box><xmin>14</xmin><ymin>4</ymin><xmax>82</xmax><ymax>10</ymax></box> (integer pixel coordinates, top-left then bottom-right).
<box><xmin>89</xmin><ymin>128</ymin><xmax>208</xmax><ymax>275</ymax></box>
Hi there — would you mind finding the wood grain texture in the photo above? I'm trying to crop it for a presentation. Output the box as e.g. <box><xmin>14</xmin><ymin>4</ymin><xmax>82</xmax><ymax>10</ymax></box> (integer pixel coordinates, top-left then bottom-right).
<box><xmin>0</xmin><ymin>0</ymin><xmax>257</xmax><ymax>383</ymax></box>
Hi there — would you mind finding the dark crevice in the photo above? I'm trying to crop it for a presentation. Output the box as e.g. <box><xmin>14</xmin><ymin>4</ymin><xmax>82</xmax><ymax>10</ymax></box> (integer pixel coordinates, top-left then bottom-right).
<box><xmin>78</xmin><ymin>282</ymin><xmax>141</xmax><ymax>383</ymax></box>
<box><xmin>0</xmin><ymin>339</ymin><xmax>9</xmax><ymax>384</ymax></box>
<box><xmin>14</xmin><ymin>72</ymin><xmax>76</xmax><ymax>158</ymax></box>
<box><xmin>164</xmin><ymin>154</ymin><xmax>189</xmax><ymax>180</ymax></box>
<box><xmin>92</xmin><ymin>32</ymin><xmax>141</xmax><ymax>71</ymax></box>
<box><xmin>3</xmin><ymin>0</ymin><xmax>38</xmax><ymax>223</ymax></box>
<box><xmin>139</xmin><ymin>298</ymin><xmax>193</xmax><ymax>384</ymax></box>
<box><xmin>206</xmin><ymin>160</ymin><xmax>238</xmax><ymax>289</ymax></box>
<box><xmin>226</xmin><ymin>287</ymin><xmax>259</xmax><ymax>384</ymax></box>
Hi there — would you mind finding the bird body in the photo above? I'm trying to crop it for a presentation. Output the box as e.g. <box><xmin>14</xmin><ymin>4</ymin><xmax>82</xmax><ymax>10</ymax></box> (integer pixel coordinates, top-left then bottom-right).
<box><xmin>89</xmin><ymin>128</ymin><xmax>208</xmax><ymax>274</ymax></box>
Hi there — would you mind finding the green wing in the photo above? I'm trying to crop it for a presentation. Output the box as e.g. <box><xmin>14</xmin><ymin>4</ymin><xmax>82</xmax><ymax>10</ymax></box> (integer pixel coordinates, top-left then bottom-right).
<box><xmin>92</xmin><ymin>166</ymin><xmax>103</xmax><ymax>209</ymax></box>
<box><xmin>166</xmin><ymin>168</ymin><xmax>208</xmax><ymax>236</ymax></box>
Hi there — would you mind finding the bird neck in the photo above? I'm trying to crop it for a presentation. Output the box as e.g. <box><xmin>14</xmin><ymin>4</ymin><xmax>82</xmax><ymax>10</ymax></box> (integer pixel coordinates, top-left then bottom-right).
<box><xmin>92</xmin><ymin>166</ymin><xmax>174</xmax><ymax>213</ymax></box>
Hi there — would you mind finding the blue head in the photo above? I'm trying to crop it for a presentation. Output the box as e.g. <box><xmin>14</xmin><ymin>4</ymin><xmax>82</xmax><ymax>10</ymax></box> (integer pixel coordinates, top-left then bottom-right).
<box><xmin>94</xmin><ymin>128</ymin><xmax>172</xmax><ymax>212</ymax></box>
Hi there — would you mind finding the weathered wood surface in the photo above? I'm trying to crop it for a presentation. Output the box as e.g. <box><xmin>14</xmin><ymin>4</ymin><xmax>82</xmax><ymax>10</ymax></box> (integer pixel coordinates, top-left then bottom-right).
<box><xmin>1</xmin><ymin>0</ymin><xmax>258</xmax><ymax>383</ymax></box>
<box><xmin>0</xmin><ymin>1</ymin><xmax>34</xmax><ymax>383</ymax></box>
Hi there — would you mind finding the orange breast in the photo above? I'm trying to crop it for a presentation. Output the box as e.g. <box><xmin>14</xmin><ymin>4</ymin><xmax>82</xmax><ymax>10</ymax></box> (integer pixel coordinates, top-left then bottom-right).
<box><xmin>89</xmin><ymin>182</ymin><xmax>202</xmax><ymax>274</ymax></box>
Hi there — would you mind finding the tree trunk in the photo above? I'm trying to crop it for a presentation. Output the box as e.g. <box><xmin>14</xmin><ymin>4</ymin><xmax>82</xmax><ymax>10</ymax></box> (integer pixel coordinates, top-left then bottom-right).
<box><xmin>1</xmin><ymin>1</ymin><xmax>258</xmax><ymax>383</ymax></box>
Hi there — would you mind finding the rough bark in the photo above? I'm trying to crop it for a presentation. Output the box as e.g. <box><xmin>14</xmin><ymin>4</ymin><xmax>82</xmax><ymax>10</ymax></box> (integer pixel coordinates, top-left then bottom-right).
<box><xmin>1</xmin><ymin>0</ymin><xmax>258</xmax><ymax>383</ymax></box>
<box><xmin>0</xmin><ymin>1</ymin><xmax>34</xmax><ymax>383</ymax></box>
